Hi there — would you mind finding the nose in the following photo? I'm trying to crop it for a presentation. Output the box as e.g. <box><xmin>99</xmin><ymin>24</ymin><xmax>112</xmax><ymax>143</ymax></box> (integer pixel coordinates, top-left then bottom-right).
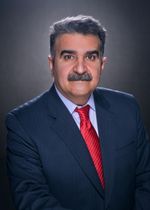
<box><xmin>73</xmin><ymin>58</ymin><xmax>87</xmax><ymax>74</ymax></box>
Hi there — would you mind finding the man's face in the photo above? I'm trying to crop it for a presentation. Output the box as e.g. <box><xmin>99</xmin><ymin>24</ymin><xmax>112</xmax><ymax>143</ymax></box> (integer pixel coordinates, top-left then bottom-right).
<box><xmin>48</xmin><ymin>33</ymin><xmax>106</xmax><ymax>105</ymax></box>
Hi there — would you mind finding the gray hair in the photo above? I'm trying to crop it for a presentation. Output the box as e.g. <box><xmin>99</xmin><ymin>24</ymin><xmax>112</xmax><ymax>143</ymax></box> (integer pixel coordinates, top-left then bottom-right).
<box><xmin>49</xmin><ymin>15</ymin><xmax>106</xmax><ymax>57</ymax></box>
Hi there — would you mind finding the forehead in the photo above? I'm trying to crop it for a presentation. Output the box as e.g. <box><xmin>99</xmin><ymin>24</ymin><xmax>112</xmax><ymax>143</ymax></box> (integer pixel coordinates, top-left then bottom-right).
<box><xmin>54</xmin><ymin>33</ymin><xmax>100</xmax><ymax>53</ymax></box>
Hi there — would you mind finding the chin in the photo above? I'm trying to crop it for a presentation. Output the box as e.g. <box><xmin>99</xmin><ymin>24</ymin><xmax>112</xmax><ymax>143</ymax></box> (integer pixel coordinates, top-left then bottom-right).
<box><xmin>71</xmin><ymin>87</ymin><xmax>89</xmax><ymax>94</ymax></box>
<box><xmin>71</xmin><ymin>84</ymin><xmax>92</xmax><ymax>92</ymax></box>
<box><xmin>71</xmin><ymin>90</ymin><xmax>92</xmax><ymax>98</ymax></box>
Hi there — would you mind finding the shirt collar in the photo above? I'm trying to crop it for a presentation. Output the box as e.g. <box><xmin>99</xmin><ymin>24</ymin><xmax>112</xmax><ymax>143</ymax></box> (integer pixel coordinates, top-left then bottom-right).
<box><xmin>55</xmin><ymin>85</ymin><xmax>96</xmax><ymax>114</ymax></box>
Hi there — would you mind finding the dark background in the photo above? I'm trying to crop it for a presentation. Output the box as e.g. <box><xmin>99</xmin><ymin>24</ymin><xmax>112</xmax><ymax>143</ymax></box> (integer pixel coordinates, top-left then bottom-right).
<box><xmin>0</xmin><ymin>0</ymin><xmax>150</xmax><ymax>209</ymax></box>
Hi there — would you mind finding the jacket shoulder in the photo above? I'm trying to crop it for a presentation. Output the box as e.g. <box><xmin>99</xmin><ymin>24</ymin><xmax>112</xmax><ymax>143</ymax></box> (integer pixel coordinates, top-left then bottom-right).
<box><xmin>95</xmin><ymin>87</ymin><xmax>136</xmax><ymax>102</ymax></box>
<box><xmin>6</xmin><ymin>89</ymin><xmax>50</xmax><ymax>127</ymax></box>
<box><xmin>96</xmin><ymin>87</ymin><xmax>133</xmax><ymax>98</ymax></box>
<box><xmin>94</xmin><ymin>87</ymin><xmax>140</xmax><ymax>113</ymax></box>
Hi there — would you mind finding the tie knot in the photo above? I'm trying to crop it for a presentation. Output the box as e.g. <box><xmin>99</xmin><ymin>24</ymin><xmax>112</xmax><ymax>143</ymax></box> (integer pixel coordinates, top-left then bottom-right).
<box><xmin>75</xmin><ymin>105</ymin><xmax>90</xmax><ymax>120</ymax></box>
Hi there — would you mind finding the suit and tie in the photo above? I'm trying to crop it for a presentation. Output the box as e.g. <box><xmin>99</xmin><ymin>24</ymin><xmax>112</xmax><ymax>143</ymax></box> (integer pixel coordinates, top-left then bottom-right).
<box><xmin>6</xmin><ymin>84</ymin><xmax>150</xmax><ymax>210</ymax></box>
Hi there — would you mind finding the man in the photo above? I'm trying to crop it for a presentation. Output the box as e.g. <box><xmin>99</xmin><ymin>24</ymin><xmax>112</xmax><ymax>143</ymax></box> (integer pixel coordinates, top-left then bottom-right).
<box><xmin>6</xmin><ymin>15</ymin><xmax>150</xmax><ymax>210</ymax></box>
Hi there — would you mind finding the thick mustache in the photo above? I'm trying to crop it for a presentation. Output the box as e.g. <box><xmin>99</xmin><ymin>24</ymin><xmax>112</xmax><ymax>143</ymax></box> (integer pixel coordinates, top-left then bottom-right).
<box><xmin>68</xmin><ymin>73</ymin><xmax>92</xmax><ymax>81</ymax></box>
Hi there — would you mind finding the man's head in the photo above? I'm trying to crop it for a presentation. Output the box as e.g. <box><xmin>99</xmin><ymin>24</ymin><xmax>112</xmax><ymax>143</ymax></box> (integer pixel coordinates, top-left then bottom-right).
<box><xmin>48</xmin><ymin>15</ymin><xmax>107</xmax><ymax>105</ymax></box>
<box><xmin>49</xmin><ymin>15</ymin><xmax>106</xmax><ymax>57</ymax></box>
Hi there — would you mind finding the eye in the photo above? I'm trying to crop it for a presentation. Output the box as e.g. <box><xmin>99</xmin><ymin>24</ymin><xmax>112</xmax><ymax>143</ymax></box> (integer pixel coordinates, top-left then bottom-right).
<box><xmin>86</xmin><ymin>54</ymin><xmax>98</xmax><ymax>61</ymax></box>
<box><xmin>63</xmin><ymin>54</ymin><xmax>75</xmax><ymax>60</ymax></box>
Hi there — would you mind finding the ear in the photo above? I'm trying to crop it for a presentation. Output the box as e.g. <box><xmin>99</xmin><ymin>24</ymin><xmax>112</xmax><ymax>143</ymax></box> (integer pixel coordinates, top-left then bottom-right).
<box><xmin>48</xmin><ymin>55</ymin><xmax>53</xmax><ymax>71</ymax></box>
<box><xmin>101</xmin><ymin>56</ymin><xmax>107</xmax><ymax>70</ymax></box>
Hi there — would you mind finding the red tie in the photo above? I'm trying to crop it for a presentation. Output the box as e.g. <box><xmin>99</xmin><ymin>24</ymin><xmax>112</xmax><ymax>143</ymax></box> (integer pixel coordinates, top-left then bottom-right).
<box><xmin>75</xmin><ymin>105</ymin><xmax>105</xmax><ymax>188</ymax></box>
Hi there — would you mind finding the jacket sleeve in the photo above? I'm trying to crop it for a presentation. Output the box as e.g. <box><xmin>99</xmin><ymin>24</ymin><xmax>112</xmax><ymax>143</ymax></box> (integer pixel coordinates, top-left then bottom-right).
<box><xmin>6</xmin><ymin>112</ymin><xmax>71</xmax><ymax>210</ymax></box>
<box><xmin>134</xmin><ymin>102</ymin><xmax>150</xmax><ymax>210</ymax></box>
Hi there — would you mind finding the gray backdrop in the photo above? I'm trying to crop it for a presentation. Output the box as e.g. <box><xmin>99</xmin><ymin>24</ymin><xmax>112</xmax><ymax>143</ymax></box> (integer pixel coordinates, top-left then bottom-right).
<box><xmin>0</xmin><ymin>0</ymin><xmax>150</xmax><ymax>209</ymax></box>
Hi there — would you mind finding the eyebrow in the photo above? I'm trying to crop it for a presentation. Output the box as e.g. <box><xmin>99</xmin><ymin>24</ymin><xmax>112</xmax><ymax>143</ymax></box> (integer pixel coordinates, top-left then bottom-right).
<box><xmin>85</xmin><ymin>50</ymin><xmax>100</xmax><ymax>56</ymax></box>
<box><xmin>60</xmin><ymin>50</ymin><xmax>76</xmax><ymax>57</ymax></box>
<box><xmin>60</xmin><ymin>50</ymin><xmax>100</xmax><ymax>57</ymax></box>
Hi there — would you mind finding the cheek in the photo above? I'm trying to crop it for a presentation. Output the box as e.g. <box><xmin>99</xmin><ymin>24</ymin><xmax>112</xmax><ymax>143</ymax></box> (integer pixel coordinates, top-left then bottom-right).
<box><xmin>88</xmin><ymin>61</ymin><xmax>102</xmax><ymax>73</ymax></box>
<box><xmin>53</xmin><ymin>68</ymin><xmax>70</xmax><ymax>86</ymax></box>
<box><xmin>91</xmin><ymin>67</ymin><xmax>101</xmax><ymax>79</ymax></box>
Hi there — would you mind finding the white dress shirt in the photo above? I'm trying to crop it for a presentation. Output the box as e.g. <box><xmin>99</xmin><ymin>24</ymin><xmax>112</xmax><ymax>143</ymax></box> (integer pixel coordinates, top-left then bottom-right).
<box><xmin>55</xmin><ymin>86</ymin><xmax>99</xmax><ymax>136</ymax></box>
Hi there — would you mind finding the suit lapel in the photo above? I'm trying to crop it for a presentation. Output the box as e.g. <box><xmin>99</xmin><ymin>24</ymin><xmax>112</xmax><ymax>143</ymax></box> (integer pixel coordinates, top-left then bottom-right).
<box><xmin>94</xmin><ymin>89</ymin><xmax>116</xmax><ymax>208</ymax></box>
<box><xmin>46</xmin><ymin>85</ymin><xmax>104</xmax><ymax>197</ymax></box>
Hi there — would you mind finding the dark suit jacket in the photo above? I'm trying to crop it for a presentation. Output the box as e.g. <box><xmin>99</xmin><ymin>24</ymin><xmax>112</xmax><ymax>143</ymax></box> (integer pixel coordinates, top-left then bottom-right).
<box><xmin>6</xmin><ymin>85</ymin><xmax>150</xmax><ymax>210</ymax></box>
